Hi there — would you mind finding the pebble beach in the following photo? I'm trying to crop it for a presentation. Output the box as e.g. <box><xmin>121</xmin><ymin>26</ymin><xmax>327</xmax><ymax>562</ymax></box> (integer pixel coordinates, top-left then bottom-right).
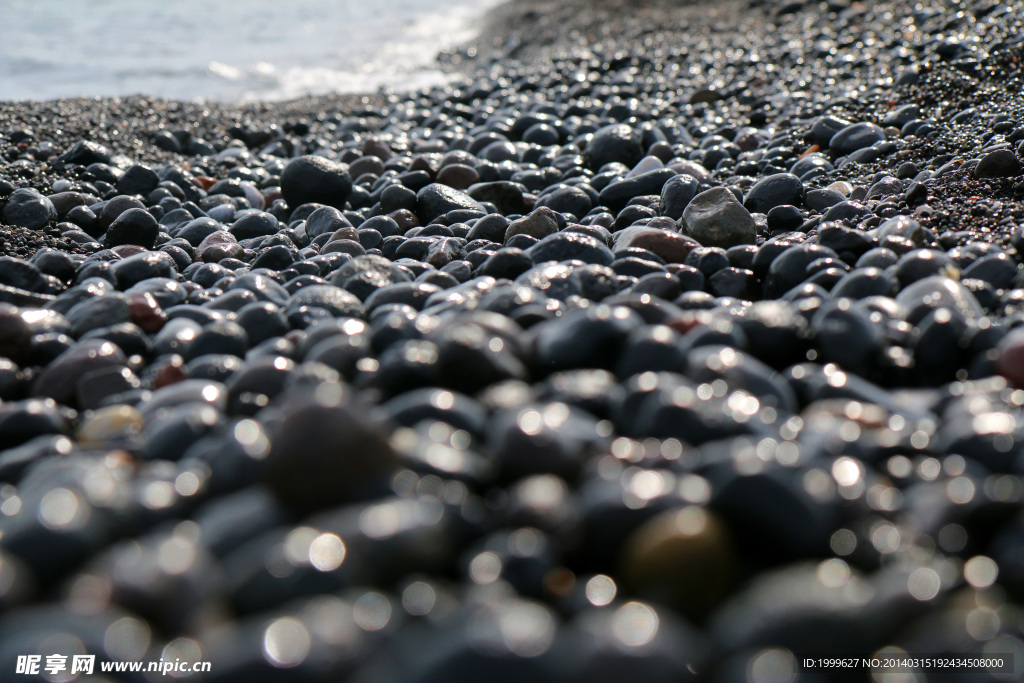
<box><xmin>2</xmin><ymin>0</ymin><xmax>1024</xmax><ymax>679</ymax></box>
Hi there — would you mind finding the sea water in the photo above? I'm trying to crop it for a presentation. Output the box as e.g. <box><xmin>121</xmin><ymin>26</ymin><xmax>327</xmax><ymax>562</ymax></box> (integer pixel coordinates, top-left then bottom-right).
<box><xmin>0</xmin><ymin>0</ymin><xmax>502</xmax><ymax>102</ymax></box>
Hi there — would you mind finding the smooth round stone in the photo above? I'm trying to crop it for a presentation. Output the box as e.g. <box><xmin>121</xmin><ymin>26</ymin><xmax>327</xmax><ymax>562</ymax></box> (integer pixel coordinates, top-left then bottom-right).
<box><xmin>584</xmin><ymin>123</ymin><xmax>644</xmax><ymax>169</ymax></box>
<box><xmin>428</xmin><ymin>318</ymin><xmax>527</xmax><ymax>394</ymax></box>
<box><xmin>627</xmin><ymin>155</ymin><xmax>665</xmax><ymax>178</ymax></box>
<box><xmin>538</xmin><ymin>186</ymin><xmax>593</xmax><ymax>217</ymax></box>
<box><xmin>814</xmin><ymin>225</ymin><xmax>874</xmax><ymax>260</ymax></box>
<box><xmin>911</xmin><ymin>308</ymin><xmax>972</xmax><ymax>382</ymax></box>
<box><xmin>115</xmin><ymin>163</ymin><xmax>159</xmax><ymax>195</ymax></box>
<box><xmin>1</xmin><ymin>188</ymin><xmax>55</xmax><ymax>229</ymax></box>
<box><xmin>436</xmin><ymin>163</ymin><xmax>480</xmax><ymax>190</ymax></box>
<box><xmin>348</xmin><ymin>154</ymin><xmax>386</xmax><ymax>178</ymax></box>
<box><xmin>526</xmin><ymin>232</ymin><xmax>614</xmax><ymax>266</ymax></box>
<box><xmin>822</xmin><ymin>200</ymin><xmax>870</xmax><ymax>224</ymax></box>
<box><xmin>181</xmin><ymin>320</ymin><xmax>249</xmax><ymax>361</ymax></box>
<box><xmin>99</xmin><ymin>195</ymin><xmax>146</xmax><ymax>229</ymax></box>
<box><xmin>613</xmin><ymin>325</ymin><xmax>682</xmax><ymax>380</ymax></box>
<box><xmin>894</xmin><ymin>249</ymin><xmax>956</xmax><ymax>287</ymax></box>
<box><xmin>416</xmin><ymin>183</ymin><xmax>485</xmax><ymax>224</ymax></box>
<box><xmin>522</xmin><ymin>122</ymin><xmax>560</xmax><ymax>146</ymax></box>
<box><xmin>0</xmin><ymin>398</ymin><xmax>75</xmax><ymax>452</ymax></box>
<box><xmin>829</xmin><ymin>121</ymin><xmax>886</xmax><ymax>155</ymax></box>
<box><xmin>264</xmin><ymin>385</ymin><xmax>397</xmax><ymax>512</ymax></box>
<box><xmin>205</xmin><ymin>288</ymin><xmax>258</xmax><ymax>312</ymax></box>
<box><xmin>533</xmin><ymin>369</ymin><xmax>621</xmax><ymax>420</ymax></box>
<box><xmin>111</xmin><ymin>251</ymin><xmax>177</xmax><ymax>289</ymax></box>
<box><xmin>488</xmin><ymin>401</ymin><xmax>604</xmax><ymax>481</ymax></box>
<box><xmin>58</xmin><ymin>138</ymin><xmax>111</xmax><ymax>165</ymax></box>
<box><xmin>466</xmin><ymin>182</ymin><xmax>528</xmax><ymax>216</ymax></box>
<box><xmin>513</xmin><ymin>263</ymin><xmax>584</xmax><ymax>303</ymax></box>
<box><xmin>66</xmin><ymin>293</ymin><xmax>131</xmax><ymax>337</ymax></box>
<box><xmin>809</xmin><ymin>114</ymin><xmax>852</xmax><ymax>146</ymax></box>
<box><xmin>286</xmin><ymin>285</ymin><xmax>364</xmax><ymax>318</ymax></box>
<box><xmin>766</xmin><ymin>205</ymin><xmax>803</xmax><ymax>232</ymax></box>
<box><xmin>619</xmin><ymin>506</ymin><xmax>738</xmax><ymax>620</ymax></box>
<box><xmin>186</xmin><ymin>354</ymin><xmax>244</xmax><ymax>383</ymax></box>
<box><xmin>708</xmin><ymin>267</ymin><xmax>757</xmax><ymax>299</ymax></box>
<box><xmin>304</xmin><ymin>205</ymin><xmax>352</xmax><ymax>239</ymax></box>
<box><xmin>75</xmin><ymin>404</ymin><xmax>140</xmax><ymax>446</ymax></box>
<box><xmin>331</xmin><ymin>254</ymin><xmax>412</xmax><ymax>300</ymax></box>
<box><xmin>0</xmin><ymin>257</ymin><xmax>47</xmax><ymax>293</ymax></box>
<box><xmin>613</xmin><ymin>227</ymin><xmax>700</xmax><ymax>264</ymax></box>
<box><xmin>811</xmin><ymin>300</ymin><xmax>886</xmax><ymax>374</ymax></box>
<box><xmin>305</xmin><ymin>336</ymin><xmax>372</xmax><ymax>383</ymax></box>
<box><xmin>742</xmin><ymin>173</ymin><xmax>804</xmax><ymax>215</ymax></box>
<box><xmin>280</xmin><ymin>155</ymin><xmax>353</xmax><ymax>210</ymax></box>
<box><xmin>865</xmin><ymin>175</ymin><xmax>903</xmax><ymax>199</ymax></box>
<box><xmin>505</xmin><ymin>207</ymin><xmax>561</xmax><ymax>242</ymax></box>
<box><xmin>234</xmin><ymin>302</ymin><xmax>289</xmax><ymax>346</ymax></box>
<box><xmin>104</xmin><ymin>207</ymin><xmax>159</xmax><ymax>249</ymax></box>
<box><xmin>831</xmin><ymin>267</ymin><xmax>897</xmax><ymax>299</ymax></box>
<box><xmin>424</xmin><ymin>237</ymin><xmax>467</xmax><ymax>268</ymax></box>
<box><xmin>685</xmin><ymin>344</ymin><xmax>796</xmax><ymax>411</ymax></box>
<box><xmin>364</xmin><ymin>282</ymin><xmax>442</xmax><ymax>313</ymax></box>
<box><xmin>0</xmin><ymin>305</ymin><xmax>32</xmax><ymax>363</ymax></box>
<box><xmin>660</xmin><ymin>173</ymin><xmax>701</xmax><ymax>220</ymax></box>
<box><xmin>962</xmin><ymin>252</ymin><xmax>1020</xmax><ymax>289</ymax></box>
<box><xmin>32</xmin><ymin>340</ymin><xmax>127</xmax><ymax>406</ymax></box>
<box><xmin>227</xmin><ymin>273</ymin><xmax>289</xmax><ymax>306</ymax></box>
<box><xmin>139</xmin><ymin>378</ymin><xmax>226</xmax><ymax>417</ymax></box>
<box><xmin>874</xmin><ymin>215</ymin><xmax>937</xmax><ymax>249</ymax></box>
<box><xmin>225</xmin><ymin>356</ymin><xmax>294</xmax><ymax>411</ymax></box>
<box><xmin>81</xmin><ymin>318</ymin><xmax>152</xmax><ymax>356</ymax></box>
<box><xmin>805</xmin><ymin>188</ymin><xmax>846</xmax><ymax>211</ymax></box>
<box><xmin>533</xmin><ymin>305</ymin><xmax>641</xmax><ymax>373</ymax></box>
<box><xmin>680</xmin><ymin>187</ymin><xmax>757</xmax><ymax>248</ymax></box>
<box><xmin>789</xmin><ymin>153</ymin><xmax>834</xmax><ymax>178</ymax></box>
<box><xmin>895</xmin><ymin>276</ymin><xmax>984</xmax><ymax>321</ymax></box>
<box><xmin>320</xmin><ymin>238</ymin><xmax>365</xmax><ymax>258</ymax></box>
<box><xmin>33</xmin><ymin>249</ymin><xmax>77</xmax><ymax>283</ymax></box>
<box><xmin>629</xmin><ymin>272</ymin><xmax>684</xmax><ymax>300</ymax></box>
<box><xmin>380</xmin><ymin>184</ymin><xmax>417</xmax><ymax>214</ymax></box>
<box><xmin>974</xmin><ymin>149</ymin><xmax>1021</xmax><ymax>179</ymax></box>
<box><xmin>856</xmin><ymin>247</ymin><xmax>899</xmax><ymax>269</ymax></box>
<box><xmin>763</xmin><ymin>243</ymin><xmax>840</xmax><ymax>298</ymax></box>
<box><xmin>138</xmin><ymin>402</ymin><xmax>223</xmax><ymax>460</ymax></box>
<box><xmin>684</xmin><ymin>246</ymin><xmax>730</xmax><ymax>278</ymax></box>
<box><xmin>176</xmin><ymin>217</ymin><xmax>224</xmax><ymax>246</ymax></box>
<box><xmin>478</xmin><ymin>248</ymin><xmax>534</xmax><ymax>279</ymax></box>
<box><xmin>598</xmin><ymin>168</ymin><xmax>677</xmax><ymax>213</ymax></box>
<box><xmin>229</xmin><ymin>211</ymin><xmax>278</xmax><ymax>239</ymax></box>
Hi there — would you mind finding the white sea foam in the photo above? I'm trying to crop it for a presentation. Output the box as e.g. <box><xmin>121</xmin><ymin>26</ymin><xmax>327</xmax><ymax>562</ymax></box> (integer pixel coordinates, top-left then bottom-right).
<box><xmin>0</xmin><ymin>0</ymin><xmax>503</xmax><ymax>102</ymax></box>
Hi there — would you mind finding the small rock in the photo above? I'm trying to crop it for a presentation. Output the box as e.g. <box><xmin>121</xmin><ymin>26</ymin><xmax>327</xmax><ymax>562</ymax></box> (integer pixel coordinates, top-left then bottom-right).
<box><xmin>829</xmin><ymin>122</ymin><xmax>886</xmax><ymax>156</ymax></box>
<box><xmin>974</xmin><ymin>149</ymin><xmax>1021</xmax><ymax>179</ymax></box>
<box><xmin>417</xmin><ymin>183</ymin><xmax>485</xmax><ymax>224</ymax></box>
<box><xmin>680</xmin><ymin>187</ymin><xmax>757</xmax><ymax>248</ymax></box>
<box><xmin>105</xmin><ymin>207</ymin><xmax>159</xmax><ymax>249</ymax></box>
<box><xmin>280</xmin><ymin>155</ymin><xmax>353</xmax><ymax>210</ymax></box>
<box><xmin>2</xmin><ymin>188</ymin><xmax>56</xmax><ymax>230</ymax></box>
<box><xmin>584</xmin><ymin>123</ymin><xmax>645</xmax><ymax>170</ymax></box>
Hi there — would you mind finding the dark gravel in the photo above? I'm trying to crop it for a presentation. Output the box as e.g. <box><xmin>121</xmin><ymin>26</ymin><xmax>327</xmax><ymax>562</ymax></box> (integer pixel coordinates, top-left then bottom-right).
<box><xmin>3</xmin><ymin>0</ymin><xmax>1024</xmax><ymax>680</ymax></box>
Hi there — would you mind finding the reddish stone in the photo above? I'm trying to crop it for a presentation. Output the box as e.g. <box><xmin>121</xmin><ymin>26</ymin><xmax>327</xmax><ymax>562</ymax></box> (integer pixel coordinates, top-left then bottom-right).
<box><xmin>151</xmin><ymin>354</ymin><xmax>187</xmax><ymax>389</ymax></box>
<box><xmin>128</xmin><ymin>291</ymin><xmax>167</xmax><ymax>334</ymax></box>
